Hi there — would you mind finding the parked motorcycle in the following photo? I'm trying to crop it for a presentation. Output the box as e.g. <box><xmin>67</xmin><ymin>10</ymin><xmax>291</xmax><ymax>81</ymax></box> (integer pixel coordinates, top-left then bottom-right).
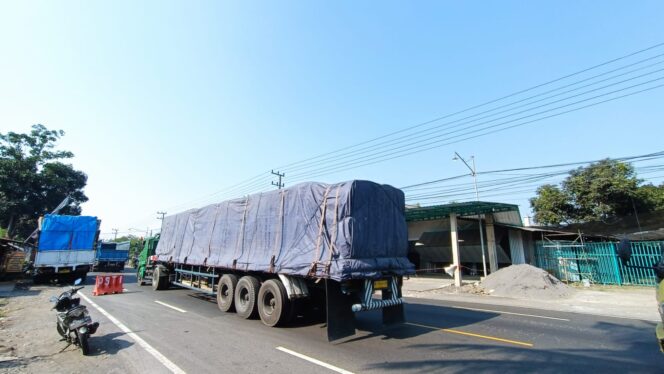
<box><xmin>50</xmin><ymin>278</ymin><xmax>99</xmax><ymax>355</ymax></box>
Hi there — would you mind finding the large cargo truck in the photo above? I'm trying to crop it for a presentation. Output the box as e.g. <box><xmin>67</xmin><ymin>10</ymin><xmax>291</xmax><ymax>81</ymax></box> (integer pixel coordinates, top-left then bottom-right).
<box><xmin>94</xmin><ymin>241</ymin><xmax>130</xmax><ymax>272</ymax></box>
<box><xmin>144</xmin><ymin>180</ymin><xmax>414</xmax><ymax>341</ymax></box>
<box><xmin>32</xmin><ymin>214</ymin><xmax>100</xmax><ymax>283</ymax></box>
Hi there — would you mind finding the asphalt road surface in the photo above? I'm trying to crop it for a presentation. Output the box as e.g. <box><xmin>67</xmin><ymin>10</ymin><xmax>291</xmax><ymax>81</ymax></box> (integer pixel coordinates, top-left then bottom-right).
<box><xmin>78</xmin><ymin>269</ymin><xmax>663</xmax><ymax>373</ymax></box>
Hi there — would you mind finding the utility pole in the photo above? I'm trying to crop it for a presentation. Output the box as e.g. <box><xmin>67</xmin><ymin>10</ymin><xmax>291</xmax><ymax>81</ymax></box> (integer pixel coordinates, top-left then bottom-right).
<box><xmin>453</xmin><ymin>151</ymin><xmax>487</xmax><ymax>278</ymax></box>
<box><xmin>271</xmin><ymin>170</ymin><xmax>285</xmax><ymax>189</ymax></box>
<box><xmin>157</xmin><ymin>211</ymin><xmax>167</xmax><ymax>232</ymax></box>
<box><xmin>112</xmin><ymin>228</ymin><xmax>119</xmax><ymax>240</ymax></box>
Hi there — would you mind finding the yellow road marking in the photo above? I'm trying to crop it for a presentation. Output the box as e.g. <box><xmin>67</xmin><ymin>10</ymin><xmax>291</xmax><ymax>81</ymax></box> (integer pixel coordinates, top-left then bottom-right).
<box><xmin>406</xmin><ymin>322</ymin><xmax>534</xmax><ymax>348</ymax></box>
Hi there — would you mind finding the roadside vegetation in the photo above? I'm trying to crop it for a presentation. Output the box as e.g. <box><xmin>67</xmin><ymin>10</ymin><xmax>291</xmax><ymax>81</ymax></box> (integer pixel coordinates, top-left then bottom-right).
<box><xmin>530</xmin><ymin>159</ymin><xmax>664</xmax><ymax>225</ymax></box>
<box><xmin>0</xmin><ymin>125</ymin><xmax>87</xmax><ymax>239</ymax></box>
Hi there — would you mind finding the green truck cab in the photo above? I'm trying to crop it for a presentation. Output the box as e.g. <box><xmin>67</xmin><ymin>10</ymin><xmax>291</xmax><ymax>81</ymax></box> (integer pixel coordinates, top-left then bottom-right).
<box><xmin>136</xmin><ymin>234</ymin><xmax>159</xmax><ymax>286</ymax></box>
<box><xmin>617</xmin><ymin>240</ymin><xmax>664</xmax><ymax>352</ymax></box>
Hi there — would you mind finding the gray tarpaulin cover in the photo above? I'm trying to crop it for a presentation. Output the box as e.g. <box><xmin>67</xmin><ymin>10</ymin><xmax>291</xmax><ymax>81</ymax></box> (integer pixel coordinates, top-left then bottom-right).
<box><xmin>156</xmin><ymin>180</ymin><xmax>414</xmax><ymax>281</ymax></box>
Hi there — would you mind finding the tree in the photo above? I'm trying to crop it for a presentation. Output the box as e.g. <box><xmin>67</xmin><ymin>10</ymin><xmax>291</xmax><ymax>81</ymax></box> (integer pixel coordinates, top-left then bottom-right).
<box><xmin>0</xmin><ymin>124</ymin><xmax>88</xmax><ymax>238</ymax></box>
<box><xmin>530</xmin><ymin>184</ymin><xmax>573</xmax><ymax>225</ymax></box>
<box><xmin>636</xmin><ymin>182</ymin><xmax>664</xmax><ymax>211</ymax></box>
<box><xmin>530</xmin><ymin>159</ymin><xmax>655</xmax><ymax>225</ymax></box>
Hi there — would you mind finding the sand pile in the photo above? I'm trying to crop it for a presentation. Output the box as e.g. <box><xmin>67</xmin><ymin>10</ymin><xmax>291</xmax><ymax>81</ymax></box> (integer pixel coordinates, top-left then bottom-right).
<box><xmin>481</xmin><ymin>264</ymin><xmax>573</xmax><ymax>299</ymax></box>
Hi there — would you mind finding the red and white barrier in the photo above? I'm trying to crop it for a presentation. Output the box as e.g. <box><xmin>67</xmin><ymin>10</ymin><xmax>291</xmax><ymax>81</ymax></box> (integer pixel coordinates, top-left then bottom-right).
<box><xmin>92</xmin><ymin>274</ymin><xmax>124</xmax><ymax>296</ymax></box>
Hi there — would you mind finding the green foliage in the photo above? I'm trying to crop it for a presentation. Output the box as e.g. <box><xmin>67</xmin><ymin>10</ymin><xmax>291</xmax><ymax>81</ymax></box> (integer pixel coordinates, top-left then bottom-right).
<box><xmin>636</xmin><ymin>183</ymin><xmax>664</xmax><ymax>211</ymax></box>
<box><xmin>530</xmin><ymin>159</ymin><xmax>663</xmax><ymax>225</ymax></box>
<box><xmin>0</xmin><ymin>125</ymin><xmax>88</xmax><ymax>238</ymax></box>
<box><xmin>530</xmin><ymin>184</ymin><xmax>573</xmax><ymax>225</ymax></box>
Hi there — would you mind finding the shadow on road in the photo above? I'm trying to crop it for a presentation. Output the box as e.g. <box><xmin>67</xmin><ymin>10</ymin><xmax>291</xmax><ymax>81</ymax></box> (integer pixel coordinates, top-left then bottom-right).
<box><xmin>342</xmin><ymin>303</ymin><xmax>499</xmax><ymax>343</ymax></box>
<box><xmin>362</xmin><ymin>341</ymin><xmax>660</xmax><ymax>372</ymax></box>
<box><xmin>89</xmin><ymin>332</ymin><xmax>134</xmax><ymax>356</ymax></box>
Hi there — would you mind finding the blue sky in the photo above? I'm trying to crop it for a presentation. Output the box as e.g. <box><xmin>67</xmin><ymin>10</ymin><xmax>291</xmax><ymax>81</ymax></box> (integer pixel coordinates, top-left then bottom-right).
<box><xmin>1</xmin><ymin>1</ymin><xmax>663</xmax><ymax>238</ymax></box>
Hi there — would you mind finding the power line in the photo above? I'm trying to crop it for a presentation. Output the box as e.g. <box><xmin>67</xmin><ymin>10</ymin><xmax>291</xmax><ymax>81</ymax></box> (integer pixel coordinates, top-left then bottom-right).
<box><xmin>281</xmin><ymin>57</ymin><xmax>664</xmax><ymax>175</ymax></box>
<box><xmin>123</xmin><ymin>42</ymin><xmax>664</xmax><ymax>224</ymax></box>
<box><xmin>286</xmin><ymin>80</ymin><xmax>664</xmax><ymax>181</ymax></box>
<box><xmin>274</xmin><ymin>42</ymin><xmax>664</xmax><ymax>172</ymax></box>
<box><xmin>405</xmin><ymin>162</ymin><xmax>664</xmax><ymax>204</ymax></box>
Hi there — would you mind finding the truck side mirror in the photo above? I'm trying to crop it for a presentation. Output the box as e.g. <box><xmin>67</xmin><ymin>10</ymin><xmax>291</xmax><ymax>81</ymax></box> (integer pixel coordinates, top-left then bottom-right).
<box><xmin>616</xmin><ymin>239</ymin><xmax>632</xmax><ymax>266</ymax></box>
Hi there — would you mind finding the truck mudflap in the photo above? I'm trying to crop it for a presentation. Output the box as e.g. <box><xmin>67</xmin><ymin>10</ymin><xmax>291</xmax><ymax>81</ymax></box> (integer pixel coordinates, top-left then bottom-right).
<box><xmin>325</xmin><ymin>276</ymin><xmax>406</xmax><ymax>341</ymax></box>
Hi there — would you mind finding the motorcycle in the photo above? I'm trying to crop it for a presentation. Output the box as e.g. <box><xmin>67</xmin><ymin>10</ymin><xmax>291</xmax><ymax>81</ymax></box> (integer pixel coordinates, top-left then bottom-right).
<box><xmin>49</xmin><ymin>278</ymin><xmax>99</xmax><ymax>355</ymax></box>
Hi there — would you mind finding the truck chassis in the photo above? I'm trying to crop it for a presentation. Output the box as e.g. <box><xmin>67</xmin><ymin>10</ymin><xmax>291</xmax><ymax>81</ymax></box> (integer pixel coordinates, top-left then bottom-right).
<box><xmin>141</xmin><ymin>259</ymin><xmax>405</xmax><ymax>341</ymax></box>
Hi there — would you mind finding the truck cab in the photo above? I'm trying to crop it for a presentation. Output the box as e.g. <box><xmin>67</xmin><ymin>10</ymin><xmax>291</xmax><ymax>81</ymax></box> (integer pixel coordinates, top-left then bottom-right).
<box><xmin>136</xmin><ymin>234</ymin><xmax>159</xmax><ymax>285</ymax></box>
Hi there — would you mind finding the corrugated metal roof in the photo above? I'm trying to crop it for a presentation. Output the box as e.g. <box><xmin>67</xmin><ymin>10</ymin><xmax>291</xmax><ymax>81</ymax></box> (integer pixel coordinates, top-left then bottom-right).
<box><xmin>406</xmin><ymin>201</ymin><xmax>522</xmax><ymax>226</ymax></box>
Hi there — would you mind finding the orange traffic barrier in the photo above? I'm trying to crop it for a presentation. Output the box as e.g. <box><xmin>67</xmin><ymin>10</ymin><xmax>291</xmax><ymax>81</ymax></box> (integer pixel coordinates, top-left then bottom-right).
<box><xmin>92</xmin><ymin>274</ymin><xmax>124</xmax><ymax>296</ymax></box>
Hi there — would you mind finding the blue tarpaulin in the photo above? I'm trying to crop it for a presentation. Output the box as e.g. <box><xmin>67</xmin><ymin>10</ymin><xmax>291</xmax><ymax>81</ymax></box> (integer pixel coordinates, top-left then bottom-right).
<box><xmin>38</xmin><ymin>215</ymin><xmax>99</xmax><ymax>251</ymax></box>
<box><xmin>156</xmin><ymin>180</ymin><xmax>415</xmax><ymax>281</ymax></box>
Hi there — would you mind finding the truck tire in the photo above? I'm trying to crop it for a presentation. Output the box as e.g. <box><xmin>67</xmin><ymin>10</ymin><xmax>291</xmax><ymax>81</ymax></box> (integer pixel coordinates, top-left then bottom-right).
<box><xmin>216</xmin><ymin>274</ymin><xmax>238</xmax><ymax>312</ymax></box>
<box><xmin>137</xmin><ymin>268</ymin><xmax>146</xmax><ymax>286</ymax></box>
<box><xmin>152</xmin><ymin>266</ymin><xmax>168</xmax><ymax>291</ymax></box>
<box><xmin>234</xmin><ymin>276</ymin><xmax>260</xmax><ymax>319</ymax></box>
<box><xmin>258</xmin><ymin>279</ymin><xmax>291</xmax><ymax>327</ymax></box>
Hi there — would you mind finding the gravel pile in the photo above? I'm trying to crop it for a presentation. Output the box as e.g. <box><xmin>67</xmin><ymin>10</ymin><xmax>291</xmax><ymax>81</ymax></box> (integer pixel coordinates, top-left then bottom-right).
<box><xmin>481</xmin><ymin>264</ymin><xmax>573</xmax><ymax>299</ymax></box>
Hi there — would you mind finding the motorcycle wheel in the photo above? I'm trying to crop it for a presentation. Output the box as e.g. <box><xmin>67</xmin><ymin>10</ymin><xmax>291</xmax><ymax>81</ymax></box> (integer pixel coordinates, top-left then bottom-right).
<box><xmin>56</xmin><ymin>322</ymin><xmax>66</xmax><ymax>338</ymax></box>
<box><xmin>78</xmin><ymin>331</ymin><xmax>90</xmax><ymax>355</ymax></box>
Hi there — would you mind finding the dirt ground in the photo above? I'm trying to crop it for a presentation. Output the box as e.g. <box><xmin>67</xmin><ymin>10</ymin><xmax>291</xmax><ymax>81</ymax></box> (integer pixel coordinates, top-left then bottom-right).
<box><xmin>402</xmin><ymin>276</ymin><xmax>660</xmax><ymax>321</ymax></box>
<box><xmin>0</xmin><ymin>280</ymin><xmax>139</xmax><ymax>374</ymax></box>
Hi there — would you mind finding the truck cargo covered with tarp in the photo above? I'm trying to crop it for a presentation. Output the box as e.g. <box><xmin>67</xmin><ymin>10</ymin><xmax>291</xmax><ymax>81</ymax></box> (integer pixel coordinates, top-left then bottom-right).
<box><xmin>34</xmin><ymin>214</ymin><xmax>99</xmax><ymax>279</ymax></box>
<box><xmin>156</xmin><ymin>180</ymin><xmax>414</xmax><ymax>281</ymax></box>
<box><xmin>38</xmin><ymin>215</ymin><xmax>98</xmax><ymax>251</ymax></box>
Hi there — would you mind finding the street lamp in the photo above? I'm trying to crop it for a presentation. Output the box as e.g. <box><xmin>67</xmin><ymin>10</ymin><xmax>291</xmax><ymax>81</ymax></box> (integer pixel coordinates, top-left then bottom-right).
<box><xmin>453</xmin><ymin>151</ymin><xmax>487</xmax><ymax>278</ymax></box>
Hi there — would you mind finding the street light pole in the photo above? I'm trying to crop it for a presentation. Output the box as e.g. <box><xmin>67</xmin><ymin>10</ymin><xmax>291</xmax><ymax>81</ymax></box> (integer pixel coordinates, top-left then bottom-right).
<box><xmin>454</xmin><ymin>151</ymin><xmax>487</xmax><ymax>278</ymax></box>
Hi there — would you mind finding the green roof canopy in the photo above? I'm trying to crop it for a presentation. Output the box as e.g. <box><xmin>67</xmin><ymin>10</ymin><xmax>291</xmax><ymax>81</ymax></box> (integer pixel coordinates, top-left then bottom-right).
<box><xmin>405</xmin><ymin>201</ymin><xmax>520</xmax><ymax>222</ymax></box>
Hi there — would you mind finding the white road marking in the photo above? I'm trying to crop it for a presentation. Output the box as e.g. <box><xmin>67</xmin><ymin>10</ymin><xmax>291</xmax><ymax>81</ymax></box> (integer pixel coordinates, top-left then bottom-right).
<box><xmin>123</xmin><ymin>288</ymin><xmax>128</xmax><ymax>292</ymax></box>
<box><xmin>276</xmin><ymin>346</ymin><xmax>354</xmax><ymax>374</ymax></box>
<box><xmin>79</xmin><ymin>293</ymin><xmax>186</xmax><ymax>374</ymax></box>
<box><xmin>155</xmin><ymin>300</ymin><xmax>187</xmax><ymax>313</ymax></box>
<box><xmin>448</xmin><ymin>305</ymin><xmax>571</xmax><ymax>321</ymax></box>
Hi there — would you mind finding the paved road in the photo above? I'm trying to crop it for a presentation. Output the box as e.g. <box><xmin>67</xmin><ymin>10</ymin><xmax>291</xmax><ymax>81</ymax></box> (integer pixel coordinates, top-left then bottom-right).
<box><xmin>79</xmin><ymin>269</ymin><xmax>663</xmax><ymax>373</ymax></box>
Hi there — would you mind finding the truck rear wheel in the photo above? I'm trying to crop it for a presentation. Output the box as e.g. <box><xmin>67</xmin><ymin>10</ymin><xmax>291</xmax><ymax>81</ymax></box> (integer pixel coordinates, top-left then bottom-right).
<box><xmin>152</xmin><ymin>266</ymin><xmax>169</xmax><ymax>291</ymax></box>
<box><xmin>217</xmin><ymin>274</ymin><xmax>238</xmax><ymax>312</ymax></box>
<box><xmin>234</xmin><ymin>276</ymin><xmax>260</xmax><ymax>319</ymax></box>
<box><xmin>258</xmin><ymin>279</ymin><xmax>291</xmax><ymax>327</ymax></box>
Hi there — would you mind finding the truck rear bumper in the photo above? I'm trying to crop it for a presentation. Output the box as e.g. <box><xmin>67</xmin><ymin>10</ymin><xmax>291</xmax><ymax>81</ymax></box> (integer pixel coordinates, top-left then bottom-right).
<box><xmin>35</xmin><ymin>250</ymin><xmax>95</xmax><ymax>273</ymax></box>
<box><xmin>657</xmin><ymin>323</ymin><xmax>664</xmax><ymax>353</ymax></box>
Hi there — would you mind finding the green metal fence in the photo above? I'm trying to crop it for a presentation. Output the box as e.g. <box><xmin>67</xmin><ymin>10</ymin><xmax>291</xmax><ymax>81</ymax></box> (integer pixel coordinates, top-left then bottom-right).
<box><xmin>534</xmin><ymin>240</ymin><xmax>663</xmax><ymax>286</ymax></box>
